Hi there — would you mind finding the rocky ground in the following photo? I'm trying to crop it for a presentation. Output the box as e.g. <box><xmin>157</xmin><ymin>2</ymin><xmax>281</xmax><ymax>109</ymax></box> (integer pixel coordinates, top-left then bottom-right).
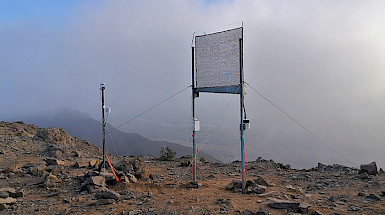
<box><xmin>0</xmin><ymin>121</ymin><xmax>384</xmax><ymax>215</ymax></box>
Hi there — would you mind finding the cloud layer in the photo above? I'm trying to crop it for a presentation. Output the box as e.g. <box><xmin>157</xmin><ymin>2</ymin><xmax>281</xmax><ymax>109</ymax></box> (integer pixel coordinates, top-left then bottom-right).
<box><xmin>1</xmin><ymin>0</ymin><xmax>385</xmax><ymax>167</ymax></box>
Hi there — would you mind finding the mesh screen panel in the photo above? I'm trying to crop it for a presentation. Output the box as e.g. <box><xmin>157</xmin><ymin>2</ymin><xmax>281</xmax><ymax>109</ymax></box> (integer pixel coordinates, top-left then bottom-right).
<box><xmin>195</xmin><ymin>27</ymin><xmax>242</xmax><ymax>88</ymax></box>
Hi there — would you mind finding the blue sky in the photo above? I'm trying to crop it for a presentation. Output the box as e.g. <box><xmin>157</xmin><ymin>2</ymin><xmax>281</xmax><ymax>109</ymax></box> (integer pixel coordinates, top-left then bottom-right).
<box><xmin>1</xmin><ymin>0</ymin><xmax>77</xmax><ymax>25</ymax></box>
<box><xmin>0</xmin><ymin>0</ymin><xmax>219</xmax><ymax>24</ymax></box>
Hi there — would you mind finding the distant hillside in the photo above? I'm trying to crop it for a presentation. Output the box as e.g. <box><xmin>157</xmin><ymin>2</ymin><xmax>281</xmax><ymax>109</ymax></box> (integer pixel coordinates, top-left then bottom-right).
<box><xmin>8</xmin><ymin>109</ymin><xmax>220</xmax><ymax>163</ymax></box>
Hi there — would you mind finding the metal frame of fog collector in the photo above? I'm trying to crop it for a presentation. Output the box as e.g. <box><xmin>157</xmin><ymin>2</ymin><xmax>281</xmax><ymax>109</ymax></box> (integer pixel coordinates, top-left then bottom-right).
<box><xmin>191</xmin><ymin>26</ymin><xmax>246</xmax><ymax>190</ymax></box>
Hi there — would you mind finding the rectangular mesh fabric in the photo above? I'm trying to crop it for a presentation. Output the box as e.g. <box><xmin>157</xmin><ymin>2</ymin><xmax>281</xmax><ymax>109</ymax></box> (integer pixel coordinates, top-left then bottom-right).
<box><xmin>195</xmin><ymin>27</ymin><xmax>242</xmax><ymax>88</ymax></box>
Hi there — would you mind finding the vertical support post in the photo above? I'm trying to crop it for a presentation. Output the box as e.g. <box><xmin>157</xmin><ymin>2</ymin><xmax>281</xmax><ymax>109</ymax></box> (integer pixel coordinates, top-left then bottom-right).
<box><xmin>192</xmin><ymin>46</ymin><xmax>197</xmax><ymax>182</ymax></box>
<box><xmin>100</xmin><ymin>84</ymin><xmax>106</xmax><ymax>172</ymax></box>
<box><xmin>239</xmin><ymin>38</ymin><xmax>246</xmax><ymax>190</ymax></box>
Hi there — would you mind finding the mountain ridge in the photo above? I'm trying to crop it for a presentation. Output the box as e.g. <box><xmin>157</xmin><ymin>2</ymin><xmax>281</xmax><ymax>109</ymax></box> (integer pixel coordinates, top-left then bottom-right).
<box><xmin>5</xmin><ymin>109</ymin><xmax>220</xmax><ymax>163</ymax></box>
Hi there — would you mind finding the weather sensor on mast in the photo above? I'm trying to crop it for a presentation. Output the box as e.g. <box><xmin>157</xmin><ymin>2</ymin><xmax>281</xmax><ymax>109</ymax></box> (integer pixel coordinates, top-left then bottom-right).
<box><xmin>99</xmin><ymin>83</ymin><xmax>111</xmax><ymax>172</ymax></box>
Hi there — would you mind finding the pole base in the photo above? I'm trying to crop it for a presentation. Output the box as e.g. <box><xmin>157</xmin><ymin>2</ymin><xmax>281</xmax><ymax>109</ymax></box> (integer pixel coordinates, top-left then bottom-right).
<box><xmin>186</xmin><ymin>181</ymin><xmax>201</xmax><ymax>189</ymax></box>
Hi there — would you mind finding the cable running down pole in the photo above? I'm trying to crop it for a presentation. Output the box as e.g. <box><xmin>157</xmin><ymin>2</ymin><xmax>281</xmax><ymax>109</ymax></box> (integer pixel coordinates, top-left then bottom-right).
<box><xmin>100</xmin><ymin>83</ymin><xmax>106</xmax><ymax>173</ymax></box>
<box><xmin>192</xmin><ymin>46</ymin><xmax>197</xmax><ymax>182</ymax></box>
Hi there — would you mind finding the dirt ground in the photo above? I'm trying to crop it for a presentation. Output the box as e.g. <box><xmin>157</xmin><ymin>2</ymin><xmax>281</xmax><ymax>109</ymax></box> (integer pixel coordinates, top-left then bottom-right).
<box><xmin>0</xmin><ymin>121</ymin><xmax>384</xmax><ymax>215</ymax></box>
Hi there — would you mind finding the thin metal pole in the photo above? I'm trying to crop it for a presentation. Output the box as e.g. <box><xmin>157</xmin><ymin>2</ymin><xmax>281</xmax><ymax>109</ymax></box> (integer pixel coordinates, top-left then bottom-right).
<box><xmin>101</xmin><ymin>84</ymin><xmax>106</xmax><ymax>172</ymax></box>
<box><xmin>192</xmin><ymin>46</ymin><xmax>197</xmax><ymax>182</ymax></box>
<box><xmin>239</xmin><ymin>38</ymin><xmax>245</xmax><ymax>190</ymax></box>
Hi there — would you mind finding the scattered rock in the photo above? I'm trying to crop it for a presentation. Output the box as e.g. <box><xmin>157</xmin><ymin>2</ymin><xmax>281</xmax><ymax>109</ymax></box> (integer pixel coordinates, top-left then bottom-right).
<box><xmin>93</xmin><ymin>199</ymin><xmax>115</xmax><ymax>206</ymax></box>
<box><xmin>186</xmin><ymin>181</ymin><xmax>200</xmax><ymax>189</ymax></box>
<box><xmin>59</xmin><ymin>209</ymin><xmax>68</xmax><ymax>215</ymax></box>
<box><xmin>89</xmin><ymin>160</ymin><xmax>98</xmax><ymax>168</ymax></box>
<box><xmin>119</xmin><ymin>190</ymin><xmax>135</xmax><ymax>200</ymax></box>
<box><xmin>226</xmin><ymin>180</ymin><xmax>242</xmax><ymax>192</ymax></box>
<box><xmin>267</xmin><ymin>198</ymin><xmax>300</xmax><ymax>209</ymax></box>
<box><xmin>75</xmin><ymin>161</ymin><xmax>89</xmax><ymax>168</ymax></box>
<box><xmin>120</xmin><ymin>175</ymin><xmax>130</xmax><ymax>183</ymax></box>
<box><xmin>358</xmin><ymin>172</ymin><xmax>370</xmax><ymax>179</ymax></box>
<box><xmin>75</xmin><ymin>150</ymin><xmax>83</xmax><ymax>158</ymax></box>
<box><xmin>299</xmin><ymin>202</ymin><xmax>312</xmax><ymax>213</ymax></box>
<box><xmin>2</xmin><ymin>163</ymin><xmax>22</xmax><ymax>173</ymax></box>
<box><xmin>26</xmin><ymin>177</ymin><xmax>46</xmax><ymax>186</ymax></box>
<box><xmin>256</xmin><ymin>157</ymin><xmax>265</xmax><ymax>163</ymax></box>
<box><xmin>44</xmin><ymin>174</ymin><xmax>61</xmax><ymax>188</ymax></box>
<box><xmin>30</xmin><ymin>164</ymin><xmax>48</xmax><ymax>176</ymax></box>
<box><xmin>128</xmin><ymin>210</ymin><xmax>142</xmax><ymax>215</ymax></box>
<box><xmin>48</xmin><ymin>165</ymin><xmax>64</xmax><ymax>175</ymax></box>
<box><xmin>0</xmin><ymin>191</ymin><xmax>8</xmax><ymax>199</ymax></box>
<box><xmin>317</xmin><ymin>163</ymin><xmax>327</xmax><ymax>171</ymax></box>
<box><xmin>22</xmin><ymin>163</ymin><xmax>36</xmax><ymax>168</ymax></box>
<box><xmin>348</xmin><ymin>204</ymin><xmax>361</xmax><ymax>211</ymax></box>
<box><xmin>256</xmin><ymin>207</ymin><xmax>266</xmax><ymax>215</ymax></box>
<box><xmin>126</xmin><ymin>173</ymin><xmax>138</xmax><ymax>183</ymax></box>
<box><xmin>99</xmin><ymin>172</ymin><xmax>118</xmax><ymax>185</ymax></box>
<box><xmin>282</xmin><ymin>164</ymin><xmax>291</xmax><ymax>170</ymax></box>
<box><xmin>367</xmin><ymin>193</ymin><xmax>381</xmax><ymax>201</ymax></box>
<box><xmin>90</xmin><ymin>176</ymin><xmax>105</xmax><ymax>187</ymax></box>
<box><xmin>358</xmin><ymin>192</ymin><xmax>365</xmax><ymax>197</ymax></box>
<box><xmin>95</xmin><ymin>189</ymin><xmax>120</xmax><ymax>200</ymax></box>
<box><xmin>0</xmin><ymin>203</ymin><xmax>7</xmax><ymax>210</ymax></box>
<box><xmin>0</xmin><ymin>197</ymin><xmax>17</xmax><ymax>205</ymax></box>
<box><xmin>219</xmin><ymin>207</ymin><xmax>228</xmax><ymax>214</ymax></box>
<box><xmin>252</xmin><ymin>185</ymin><xmax>266</xmax><ymax>194</ymax></box>
<box><xmin>134</xmin><ymin>171</ymin><xmax>146</xmax><ymax>179</ymax></box>
<box><xmin>285</xmin><ymin>185</ymin><xmax>303</xmax><ymax>194</ymax></box>
<box><xmin>180</xmin><ymin>157</ymin><xmax>191</xmax><ymax>167</ymax></box>
<box><xmin>45</xmin><ymin>158</ymin><xmax>65</xmax><ymax>166</ymax></box>
<box><xmin>259</xmin><ymin>191</ymin><xmax>278</xmax><ymax>198</ymax></box>
<box><xmin>132</xmin><ymin>159</ymin><xmax>143</xmax><ymax>172</ymax></box>
<box><xmin>0</xmin><ymin>188</ymin><xmax>23</xmax><ymax>198</ymax></box>
<box><xmin>243</xmin><ymin>209</ymin><xmax>254</xmax><ymax>215</ymax></box>
<box><xmin>45</xmin><ymin>145</ymin><xmax>64</xmax><ymax>158</ymax></box>
<box><xmin>216</xmin><ymin>198</ymin><xmax>231</xmax><ymax>206</ymax></box>
<box><xmin>1</xmin><ymin>122</ymin><xmax>385</xmax><ymax>214</ymax></box>
<box><xmin>360</xmin><ymin>162</ymin><xmax>377</xmax><ymax>175</ymax></box>
<box><xmin>227</xmin><ymin>179</ymin><xmax>266</xmax><ymax>194</ymax></box>
<box><xmin>254</xmin><ymin>176</ymin><xmax>271</xmax><ymax>187</ymax></box>
<box><xmin>114</xmin><ymin>160</ymin><xmax>133</xmax><ymax>174</ymax></box>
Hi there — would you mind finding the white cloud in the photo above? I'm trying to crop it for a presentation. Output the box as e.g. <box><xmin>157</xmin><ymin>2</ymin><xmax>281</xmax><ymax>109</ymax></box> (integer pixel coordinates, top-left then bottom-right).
<box><xmin>1</xmin><ymin>0</ymin><xmax>385</xmax><ymax>167</ymax></box>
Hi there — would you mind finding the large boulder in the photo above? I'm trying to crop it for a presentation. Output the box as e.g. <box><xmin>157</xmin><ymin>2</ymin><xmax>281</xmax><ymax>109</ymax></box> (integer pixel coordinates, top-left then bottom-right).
<box><xmin>360</xmin><ymin>162</ymin><xmax>377</xmax><ymax>175</ymax></box>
